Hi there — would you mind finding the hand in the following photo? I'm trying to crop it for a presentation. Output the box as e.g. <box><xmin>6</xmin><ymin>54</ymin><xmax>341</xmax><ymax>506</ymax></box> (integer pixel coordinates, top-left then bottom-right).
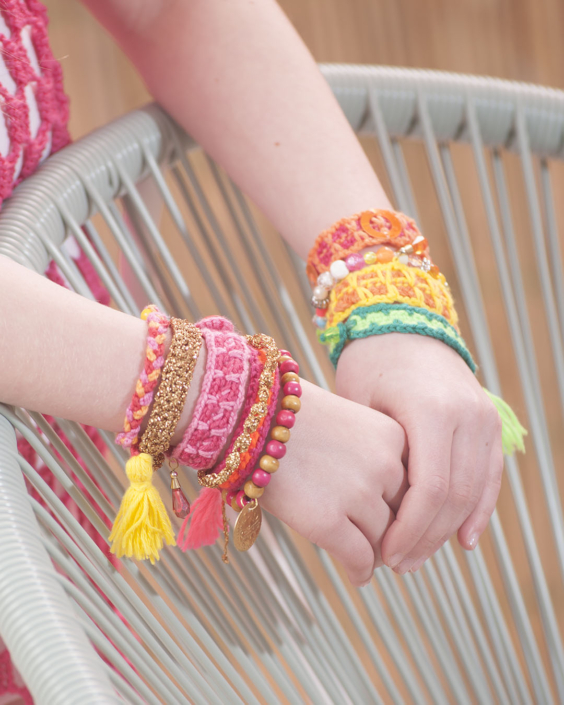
<box><xmin>335</xmin><ymin>333</ymin><xmax>503</xmax><ymax>575</ymax></box>
<box><xmin>260</xmin><ymin>379</ymin><xmax>408</xmax><ymax>587</ymax></box>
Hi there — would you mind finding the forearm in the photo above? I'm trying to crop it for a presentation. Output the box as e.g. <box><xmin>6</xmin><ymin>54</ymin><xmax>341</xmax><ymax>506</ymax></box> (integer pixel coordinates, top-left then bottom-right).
<box><xmin>0</xmin><ymin>255</ymin><xmax>203</xmax><ymax>441</ymax></box>
<box><xmin>83</xmin><ymin>0</ymin><xmax>391</xmax><ymax>258</ymax></box>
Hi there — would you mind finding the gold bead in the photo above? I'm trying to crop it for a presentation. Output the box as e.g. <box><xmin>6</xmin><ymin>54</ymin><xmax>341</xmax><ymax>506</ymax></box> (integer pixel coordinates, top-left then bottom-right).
<box><xmin>279</xmin><ymin>355</ymin><xmax>292</xmax><ymax>364</ymax></box>
<box><xmin>259</xmin><ymin>455</ymin><xmax>279</xmax><ymax>473</ymax></box>
<box><xmin>271</xmin><ymin>425</ymin><xmax>290</xmax><ymax>443</ymax></box>
<box><xmin>231</xmin><ymin>497</ymin><xmax>242</xmax><ymax>512</ymax></box>
<box><xmin>244</xmin><ymin>480</ymin><xmax>264</xmax><ymax>499</ymax></box>
<box><xmin>282</xmin><ymin>395</ymin><xmax>301</xmax><ymax>413</ymax></box>
<box><xmin>281</xmin><ymin>371</ymin><xmax>299</xmax><ymax>385</ymax></box>
<box><xmin>364</xmin><ymin>251</ymin><xmax>377</xmax><ymax>265</ymax></box>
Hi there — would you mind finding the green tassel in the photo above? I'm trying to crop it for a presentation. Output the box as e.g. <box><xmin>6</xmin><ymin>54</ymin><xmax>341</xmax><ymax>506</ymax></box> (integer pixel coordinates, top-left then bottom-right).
<box><xmin>483</xmin><ymin>389</ymin><xmax>527</xmax><ymax>455</ymax></box>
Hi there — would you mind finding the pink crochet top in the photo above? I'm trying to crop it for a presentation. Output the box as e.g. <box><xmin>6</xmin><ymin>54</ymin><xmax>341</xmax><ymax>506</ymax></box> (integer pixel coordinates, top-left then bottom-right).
<box><xmin>0</xmin><ymin>2</ymin><xmax>70</xmax><ymax>703</ymax></box>
<box><xmin>0</xmin><ymin>0</ymin><xmax>69</xmax><ymax>205</ymax></box>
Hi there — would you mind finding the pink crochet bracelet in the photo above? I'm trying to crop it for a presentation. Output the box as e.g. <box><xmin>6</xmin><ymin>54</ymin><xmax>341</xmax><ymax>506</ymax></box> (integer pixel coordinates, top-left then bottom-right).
<box><xmin>170</xmin><ymin>317</ymin><xmax>251</xmax><ymax>470</ymax></box>
<box><xmin>116</xmin><ymin>305</ymin><xmax>170</xmax><ymax>452</ymax></box>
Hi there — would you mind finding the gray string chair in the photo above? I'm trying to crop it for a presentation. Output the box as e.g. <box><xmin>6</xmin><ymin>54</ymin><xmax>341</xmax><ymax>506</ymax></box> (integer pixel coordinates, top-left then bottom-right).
<box><xmin>0</xmin><ymin>65</ymin><xmax>563</xmax><ymax>704</ymax></box>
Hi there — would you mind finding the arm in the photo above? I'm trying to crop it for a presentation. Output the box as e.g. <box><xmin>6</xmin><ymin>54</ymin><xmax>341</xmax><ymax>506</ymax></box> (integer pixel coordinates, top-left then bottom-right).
<box><xmin>0</xmin><ymin>254</ymin><xmax>407</xmax><ymax>585</ymax></box>
<box><xmin>82</xmin><ymin>0</ymin><xmax>503</xmax><ymax>572</ymax></box>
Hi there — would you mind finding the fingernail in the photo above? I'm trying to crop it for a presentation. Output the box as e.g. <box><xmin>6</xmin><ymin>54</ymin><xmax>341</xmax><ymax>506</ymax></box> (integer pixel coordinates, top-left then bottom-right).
<box><xmin>410</xmin><ymin>557</ymin><xmax>425</xmax><ymax>573</ymax></box>
<box><xmin>467</xmin><ymin>533</ymin><xmax>479</xmax><ymax>550</ymax></box>
<box><xmin>397</xmin><ymin>559</ymin><xmax>415</xmax><ymax>575</ymax></box>
<box><xmin>386</xmin><ymin>554</ymin><xmax>403</xmax><ymax>570</ymax></box>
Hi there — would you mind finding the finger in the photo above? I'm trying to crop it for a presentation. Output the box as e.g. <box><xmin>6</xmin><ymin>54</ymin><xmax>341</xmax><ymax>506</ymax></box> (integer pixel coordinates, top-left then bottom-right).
<box><xmin>350</xmin><ymin>497</ymin><xmax>395</xmax><ymax>571</ymax></box>
<box><xmin>381</xmin><ymin>426</ymin><xmax>454</xmax><ymax>571</ymax></box>
<box><xmin>381</xmin><ymin>443</ymin><xmax>409</xmax><ymax>514</ymax></box>
<box><xmin>400</xmin><ymin>424</ymin><xmax>483</xmax><ymax>573</ymax></box>
<box><xmin>312</xmin><ymin>519</ymin><xmax>375</xmax><ymax>587</ymax></box>
<box><xmin>458</xmin><ymin>422</ymin><xmax>503</xmax><ymax>549</ymax></box>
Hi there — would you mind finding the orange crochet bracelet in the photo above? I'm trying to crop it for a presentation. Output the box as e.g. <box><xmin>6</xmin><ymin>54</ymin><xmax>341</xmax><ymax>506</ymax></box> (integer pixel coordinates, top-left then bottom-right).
<box><xmin>306</xmin><ymin>209</ymin><xmax>427</xmax><ymax>284</ymax></box>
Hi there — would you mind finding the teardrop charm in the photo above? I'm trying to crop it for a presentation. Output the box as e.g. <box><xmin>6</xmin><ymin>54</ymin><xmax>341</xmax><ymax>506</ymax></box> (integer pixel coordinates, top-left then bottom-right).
<box><xmin>170</xmin><ymin>470</ymin><xmax>190</xmax><ymax>519</ymax></box>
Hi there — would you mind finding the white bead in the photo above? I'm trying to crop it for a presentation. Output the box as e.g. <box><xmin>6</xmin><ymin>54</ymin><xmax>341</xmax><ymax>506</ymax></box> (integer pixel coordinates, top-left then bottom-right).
<box><xmin>317</xmin><ymin>271</ymin><xmax>334</xmax><ymax>288</ymax></box>
<box><xmin>398</xmin><ymin>253</ymin><xmax>409</xmax><ymax>265</ymax></box>
<box><xmin>313</xmin><ymin>285</ymin><xmax>329</xmax><ymax>300</ymax></box>
<box><xmin>329</xmin><ymin>259</ymin><xmax>349</xmax><ymax>281</ymax></box>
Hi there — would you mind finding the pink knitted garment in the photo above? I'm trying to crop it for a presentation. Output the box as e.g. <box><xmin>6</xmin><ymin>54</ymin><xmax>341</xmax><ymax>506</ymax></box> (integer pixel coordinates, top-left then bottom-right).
<box><xmin>0</xmin><ymin>0</ymin><xmax>69</xmax><ymax>204</ymax></box>
<box><xmin>0</xmin><ymin>3</ymin><xmax>75</xmax><ymax>702</ymax></box>
<box><xmin>171</xmin><ymin>316</ymin><xmax>250</xmax><ymax>470</ymax></box>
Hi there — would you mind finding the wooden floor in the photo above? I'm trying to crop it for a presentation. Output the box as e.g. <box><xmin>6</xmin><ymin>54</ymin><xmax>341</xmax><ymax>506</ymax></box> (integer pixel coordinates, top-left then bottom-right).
<box><xmin>40</xmin><ymin>1</ymin><xmax>564</xmax><ymax>701</ymax></box>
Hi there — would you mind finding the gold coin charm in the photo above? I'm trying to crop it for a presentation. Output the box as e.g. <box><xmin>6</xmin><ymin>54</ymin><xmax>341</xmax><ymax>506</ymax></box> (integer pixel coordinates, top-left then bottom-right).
<box><xmin>233</xmin><ymin>500</ymin><xmax>262</xmax><ymax>552</ymax></box>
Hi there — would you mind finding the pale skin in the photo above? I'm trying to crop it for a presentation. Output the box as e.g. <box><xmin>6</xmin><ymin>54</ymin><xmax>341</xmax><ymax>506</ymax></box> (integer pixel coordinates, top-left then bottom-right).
<box><xmin>0</xmin><ymin>0</ymin><xmax>503</xmax><ymax>585</ymax></box>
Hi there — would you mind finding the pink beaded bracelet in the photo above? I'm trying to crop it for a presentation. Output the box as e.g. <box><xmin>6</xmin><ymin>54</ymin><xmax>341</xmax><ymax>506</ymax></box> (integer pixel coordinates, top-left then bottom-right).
<box><xmin>170</xmin><ymin>316</ymin><xmax>251</xmax><ymax>470</ymax></box>
<box><xmin>226</xmin><ymin>350</ymin><xmax>301</xmax><ymax>511</ymax></box>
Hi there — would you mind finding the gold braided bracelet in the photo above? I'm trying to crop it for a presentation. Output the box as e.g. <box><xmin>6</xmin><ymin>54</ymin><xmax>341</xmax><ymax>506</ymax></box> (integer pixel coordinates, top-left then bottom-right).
<box><xmin>140</xmin><ymin>318</ymin><xmax>202</xmax><ymax>469</ymax></box>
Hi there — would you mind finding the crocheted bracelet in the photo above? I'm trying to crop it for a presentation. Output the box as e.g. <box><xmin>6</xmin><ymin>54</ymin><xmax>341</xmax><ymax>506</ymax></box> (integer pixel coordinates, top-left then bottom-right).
<box><xmin>115</xmin><ymin>305</ymin><xmax>170</xmax><ymax>452</ymax></box>
<box><xmin>319</xmin><ymin>303</ymin><xmax>477</xmax><ymax>371</ymax></box>
<box><xmin>326</xmin><ymin>260</ymin><xmax>457</xmax><ymax>328</ymax></box>
<box><xmin>307</xmin><ymin>209</ymin><xmax>426</xmax><ymax>284</ymax></box>
<box><xmin>170</xmin><ymin>316</ymin><xmax>251</xmax><ymax>470</ymax></box>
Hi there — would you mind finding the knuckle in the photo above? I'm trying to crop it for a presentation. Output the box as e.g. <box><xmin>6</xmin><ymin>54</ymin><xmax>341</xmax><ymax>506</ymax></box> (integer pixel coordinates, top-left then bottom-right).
<box><xmin>423</xmin><ymin>474</ymin><xmax>450</xmax><ymax>504</ymax></box>
<box><xmin>449</xmin><ymin>481</ymin><xmax>475</xmax><ymax>510</ymax></box>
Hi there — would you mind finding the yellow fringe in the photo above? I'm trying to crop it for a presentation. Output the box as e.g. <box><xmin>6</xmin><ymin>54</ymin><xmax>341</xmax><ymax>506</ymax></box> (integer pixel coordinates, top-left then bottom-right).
<box><xmin>109</xmin><ymin>453</ymin><xmax>176</xmax><ymax>563</ymax></box>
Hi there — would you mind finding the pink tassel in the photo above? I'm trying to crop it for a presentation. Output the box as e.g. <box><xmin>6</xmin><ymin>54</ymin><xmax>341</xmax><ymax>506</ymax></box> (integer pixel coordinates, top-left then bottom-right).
<box><xmin>177</xmin><ymin>487</ymin><xmax>224</xmax><ymax>551</ymax></box>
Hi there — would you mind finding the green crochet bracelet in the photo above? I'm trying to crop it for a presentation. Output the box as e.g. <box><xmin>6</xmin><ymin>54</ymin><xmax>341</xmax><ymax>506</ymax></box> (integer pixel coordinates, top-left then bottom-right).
<box><xmin>318</xmin><ymin>302</ymin><xmax>477</xmax><ymax>371</ymax></box>
<box><xmin>318</xmin><ymin>302</ymin><xmax>526</xmax><ymax>455</ymax></box>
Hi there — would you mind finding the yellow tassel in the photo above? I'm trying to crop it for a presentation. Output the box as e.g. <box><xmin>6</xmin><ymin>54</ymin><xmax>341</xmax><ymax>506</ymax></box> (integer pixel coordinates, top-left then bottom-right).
<box><xmin>109</xmin><ymin>453</ymin><xmax>176</xmax><ymax>563</ymax></box>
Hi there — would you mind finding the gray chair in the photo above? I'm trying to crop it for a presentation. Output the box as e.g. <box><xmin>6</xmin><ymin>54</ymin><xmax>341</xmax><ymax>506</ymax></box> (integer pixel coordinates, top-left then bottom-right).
<box><xmin>0</xmin><ymin>65</ymin><xmax>562</xmax><ymax>704</ymax></box>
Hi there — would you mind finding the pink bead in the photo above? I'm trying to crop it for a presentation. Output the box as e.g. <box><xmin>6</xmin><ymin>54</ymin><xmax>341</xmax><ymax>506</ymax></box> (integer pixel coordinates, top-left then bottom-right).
<box><xmin>252</xmin><ymin>469</ymin><xmax>271</xmax><ymax>488</ymax></box>
<box><xmin>279</xmin><ymin>349</ymin><xmax>292</xmax><ymax>358</ymax></box>
<box><xmin>236</xmin><ymin>490</ymin><xmax>250</xmax><ymax>509</ymax></box>
<box><xmin>276</xmin><ymin>410</ymin><xmax>296</xmax><ymax>428</ymax></box>
<box><xmin>266</xmin><ymin>440</ymin><xmax>286</xmax><ymax>459</ymax></box>
<box><xmin>225</xmin><ymin>490</ymin><xmax>237</xmax><ymax>507</ymax></box>
<box><xmin>345</xmin><ymin>253</ymin><xmax>365</xmax><ymax>272</ymax></box>
<box><xmin>280</xmin><ymin>359</ymin><xmax>299</xmax><ymax>375</ymax></box>
<box><xmin>284</xmin><ymin>381</ymin><xmax>302</xmax><ymax>398</ymax></box>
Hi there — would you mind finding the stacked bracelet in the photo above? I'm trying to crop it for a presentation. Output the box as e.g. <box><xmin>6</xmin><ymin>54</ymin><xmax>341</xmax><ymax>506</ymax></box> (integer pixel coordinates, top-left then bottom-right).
<box><xmin>308</xmin><ymin>208</ymin><xmax>527</xmax><ymax>457</ymax></box>
<box><xmin>178</xmin><ymin>337</ymin><xmax>300</xmax><ymax>562</ymax></box>
<box><xmin>111</xmin><ymin>315</ymin><xmax>202</xmax><ymax>563</ymax></box>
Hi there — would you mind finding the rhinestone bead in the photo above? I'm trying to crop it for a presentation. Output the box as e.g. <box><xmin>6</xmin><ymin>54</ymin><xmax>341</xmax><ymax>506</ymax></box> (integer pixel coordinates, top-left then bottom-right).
<box><xmin>345</xmin><ymin>253</ymin><xmax>365</xmax><ymax>272</ymax></box>
<box><xmin>412</xmin><ymin>236</ymin><xmax>428</xmax><ymax>254</ymax></box>
<box><xmin>172</xmin><ymin>488</ymin><xmax>190</xmax><ymax>519</ymax></box>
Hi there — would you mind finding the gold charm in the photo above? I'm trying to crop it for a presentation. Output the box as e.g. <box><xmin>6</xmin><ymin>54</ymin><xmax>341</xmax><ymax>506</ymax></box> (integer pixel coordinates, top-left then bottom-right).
<box><xmin>233</xmin><ymin>500</ymin><xmax>262</xmax><ymax>551</ymax></box>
